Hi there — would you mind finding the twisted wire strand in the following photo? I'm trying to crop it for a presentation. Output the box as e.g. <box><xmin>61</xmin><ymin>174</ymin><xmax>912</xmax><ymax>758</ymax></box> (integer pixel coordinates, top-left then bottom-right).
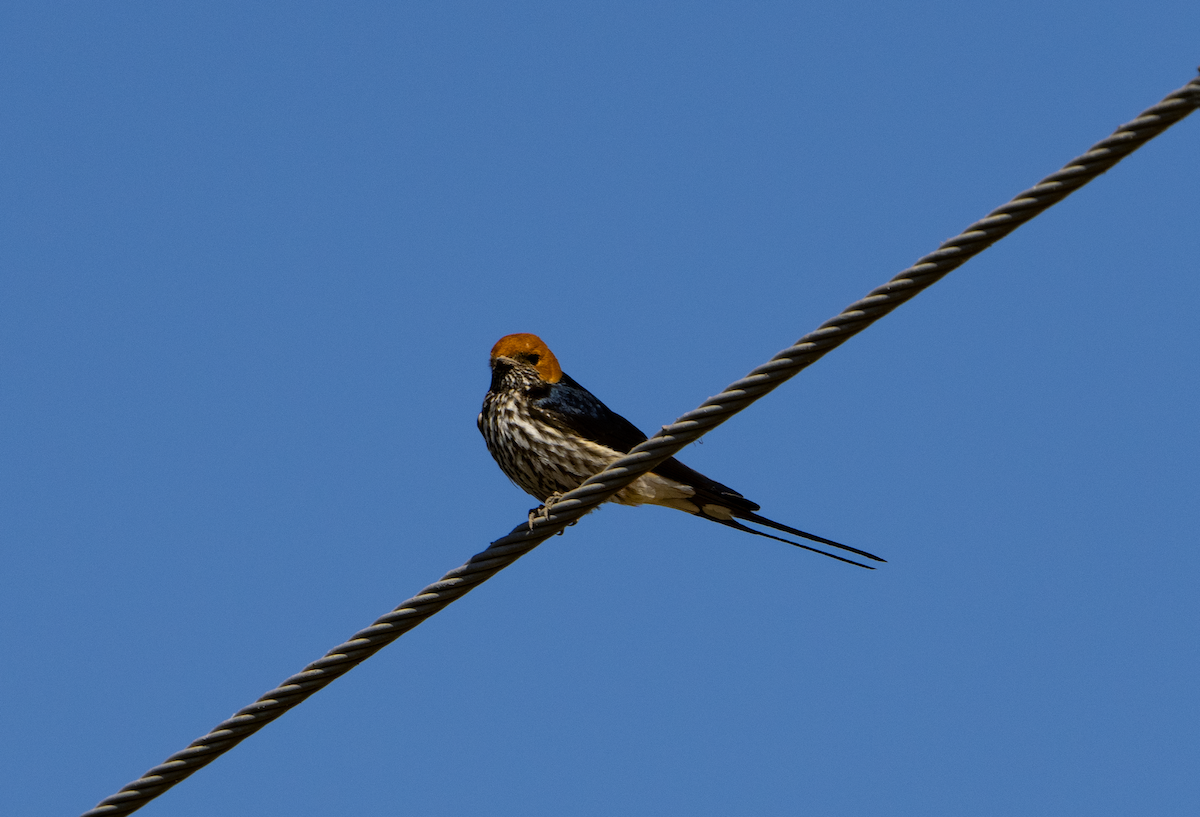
<box><xmin>84</xmin><ymin>72</ymin><xmax>1200</xmax><ymax>817</ymax></box>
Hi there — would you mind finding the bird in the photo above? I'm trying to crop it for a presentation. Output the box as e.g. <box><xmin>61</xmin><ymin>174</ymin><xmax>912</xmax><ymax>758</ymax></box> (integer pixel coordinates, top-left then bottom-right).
<box><xmin>478</xmin><ymin>333</ymin><xmax>884</xmax><ymax>569</ymax></box>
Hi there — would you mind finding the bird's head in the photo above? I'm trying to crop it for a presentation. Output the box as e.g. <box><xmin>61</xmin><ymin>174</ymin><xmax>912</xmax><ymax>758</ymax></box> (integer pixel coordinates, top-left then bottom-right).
<box><xmin>489</xmin><ymin>333</ymin><xmax>563</xmax><ymax>385</ymax></box>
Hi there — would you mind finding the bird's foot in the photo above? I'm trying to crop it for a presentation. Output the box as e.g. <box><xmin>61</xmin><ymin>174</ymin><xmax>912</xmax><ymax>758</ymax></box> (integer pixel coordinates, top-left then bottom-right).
<box><xmin>528</xmin><ymin>492</ymin><xmax>565</xmax><ymax>530</ymax></box>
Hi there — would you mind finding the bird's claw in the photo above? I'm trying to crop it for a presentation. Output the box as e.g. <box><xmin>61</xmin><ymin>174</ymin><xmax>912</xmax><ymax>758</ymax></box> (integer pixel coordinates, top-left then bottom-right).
<box><xmin>528</xmin><ymin>492</ymin><xmax>565</xmax><ymax>530</ymax></box>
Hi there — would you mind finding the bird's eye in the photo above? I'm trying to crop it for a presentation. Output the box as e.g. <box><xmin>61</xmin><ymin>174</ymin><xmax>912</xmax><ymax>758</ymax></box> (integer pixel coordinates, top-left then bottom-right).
<box><xmin>527</xmin><ymin>353</ymin><xmax>540</xmax><ymax>365</ymax></box>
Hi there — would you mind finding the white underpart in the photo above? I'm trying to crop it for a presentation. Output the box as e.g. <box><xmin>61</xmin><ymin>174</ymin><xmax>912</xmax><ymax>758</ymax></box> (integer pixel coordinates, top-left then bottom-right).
<box><xmin>571</xmin><ymin>437</ymin><xmax>701</xmax><ymax>511</ymax></box>
<box><xmin>480</xmin><ymin>391</ymin><xmax>703</xmax><ymax>513</ymax></box>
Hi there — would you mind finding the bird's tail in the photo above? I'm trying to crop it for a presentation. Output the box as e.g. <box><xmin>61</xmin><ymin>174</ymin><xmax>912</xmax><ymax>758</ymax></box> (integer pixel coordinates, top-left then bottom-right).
<box><xmin>725</xmin><ymin>510</ymin><xmax>886</xmax><ymax>568</ymax></box>
<box><xmin>652</xmin><ymin>456</ymin><xmax>885</xmax><ymax>568</ymax></box>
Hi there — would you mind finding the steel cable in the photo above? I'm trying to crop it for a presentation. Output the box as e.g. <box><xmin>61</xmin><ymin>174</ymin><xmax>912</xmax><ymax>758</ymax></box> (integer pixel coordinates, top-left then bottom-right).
<box><xmin>83</xmin><ymin>71</ymin><xmax>1200</xmax><ymax>816</ymax></box>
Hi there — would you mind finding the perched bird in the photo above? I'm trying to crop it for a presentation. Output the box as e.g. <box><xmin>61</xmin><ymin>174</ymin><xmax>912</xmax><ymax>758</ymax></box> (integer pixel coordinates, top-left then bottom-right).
<box><xmin>478</xmin><ymin>333</ymin><xmax>884</xmax><ymax>568</ymax></box>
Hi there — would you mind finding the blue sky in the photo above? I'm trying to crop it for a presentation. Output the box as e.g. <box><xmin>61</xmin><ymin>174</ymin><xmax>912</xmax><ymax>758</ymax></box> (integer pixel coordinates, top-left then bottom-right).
<box><xmin>3</xmin><ymin>3</ymin><xmax>1198</xmax><ymax>816</ymax></box>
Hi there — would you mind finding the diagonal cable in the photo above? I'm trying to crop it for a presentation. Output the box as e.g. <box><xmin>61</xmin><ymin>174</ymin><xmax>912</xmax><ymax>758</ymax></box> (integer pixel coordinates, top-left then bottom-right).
<box><xmin>83</xmin><ymin>71</ymin><xmax>1200</xmax><ymax>817</ymax></box>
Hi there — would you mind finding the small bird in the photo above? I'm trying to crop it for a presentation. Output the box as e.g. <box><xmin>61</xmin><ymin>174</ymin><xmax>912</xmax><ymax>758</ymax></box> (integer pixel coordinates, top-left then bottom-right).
<box><xmin>478</xmin><ymin>333</ymin><xmax>884</xmax><ymax>568</ymax></box>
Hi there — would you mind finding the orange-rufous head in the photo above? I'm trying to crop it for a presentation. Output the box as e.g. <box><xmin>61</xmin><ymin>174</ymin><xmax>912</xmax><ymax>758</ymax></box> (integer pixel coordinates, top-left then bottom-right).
<box><xmin>489</xmin><ymin>333</ymin><xmax>563</xmax><ymax>383</ymax></box>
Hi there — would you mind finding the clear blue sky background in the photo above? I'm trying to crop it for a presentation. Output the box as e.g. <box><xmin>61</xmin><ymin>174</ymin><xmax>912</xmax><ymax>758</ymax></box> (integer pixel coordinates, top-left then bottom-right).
<box><xmin>3</xmin><ymin>4</ymin><xmax>1198</xmax><ymax>816</ymax></box>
